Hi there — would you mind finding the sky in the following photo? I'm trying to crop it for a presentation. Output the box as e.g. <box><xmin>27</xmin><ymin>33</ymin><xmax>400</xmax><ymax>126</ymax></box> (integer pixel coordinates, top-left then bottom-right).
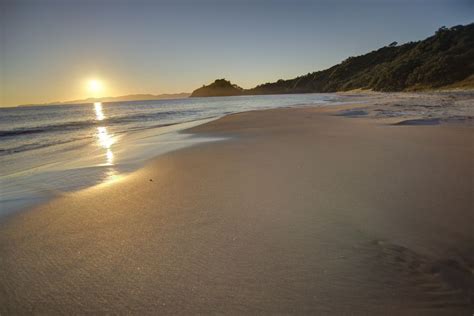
<box><xmin>1</xmin><ymin>0</ymin><xmax>473</xmax><ymax>106</ymax></box>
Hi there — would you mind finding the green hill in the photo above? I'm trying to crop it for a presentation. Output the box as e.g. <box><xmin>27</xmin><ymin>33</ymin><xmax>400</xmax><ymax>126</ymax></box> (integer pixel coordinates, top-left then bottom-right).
<box><xmin>190</xmin><ymin>79</ymin><xmax>244</xmax><ymax>97</ymax></box>
<box><xmin>191</xmin><ymin>23</ymin><xmax>473</xmax><ymax>97</ymax></box>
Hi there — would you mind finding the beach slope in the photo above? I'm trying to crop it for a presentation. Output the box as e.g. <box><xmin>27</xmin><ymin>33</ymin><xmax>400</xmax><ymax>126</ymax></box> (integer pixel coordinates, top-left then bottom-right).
<box><xmin>1</xmin><ymin>106</ymin><xmax>473</xmax><ymax>314</ymax></box>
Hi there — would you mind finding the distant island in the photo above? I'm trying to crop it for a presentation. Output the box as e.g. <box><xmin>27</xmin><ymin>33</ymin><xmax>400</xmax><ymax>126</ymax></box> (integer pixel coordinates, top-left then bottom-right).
<box><xmin>191</xmin><ymin>23</ymin><xmax>474</xmax><ymax>97</ymax></box>
<box><xmin>190</xmin><ymin>79</ymin><xmax>244</xmax><ymax>97</ymax></box>
<box><xmin>18</xmin><ymin>93</ymin><xmax>190</xmax><ymax>107</ymax></box>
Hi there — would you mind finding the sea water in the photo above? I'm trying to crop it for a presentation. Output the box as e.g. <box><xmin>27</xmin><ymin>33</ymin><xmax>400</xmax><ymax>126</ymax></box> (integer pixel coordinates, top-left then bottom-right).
<box><xmin>0</xmin><ymin>94</ymin><xmax>339</xmax><ymax>214</ymax></box>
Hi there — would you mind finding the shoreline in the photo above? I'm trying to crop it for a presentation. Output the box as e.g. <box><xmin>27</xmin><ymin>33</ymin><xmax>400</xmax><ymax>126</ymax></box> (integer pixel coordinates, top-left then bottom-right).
<box><xmin>2</xmin><ymin>91</ymin><xmax>472</xmax><ymax>218</ymax></box>
<box><xmin>0</xmin><ymin>93</ymin><xmax>341</xmax><ymax>217</ymax></box>
<box><xmin>0</xmin><ymin>117</ymin><xmax>226</xmax><ymax>217</ymax></box>
<box><xmin>1</xmin><ymin>93</ymin><xmax>473</xmax><ymax>313</ymax></box>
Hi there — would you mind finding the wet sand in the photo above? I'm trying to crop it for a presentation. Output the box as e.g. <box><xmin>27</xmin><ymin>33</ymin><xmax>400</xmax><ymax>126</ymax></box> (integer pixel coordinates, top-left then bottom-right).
<box><xmin>1</xmin><ymin>105</ymin><xmax>473</xmax><ymax>314</ymax></box>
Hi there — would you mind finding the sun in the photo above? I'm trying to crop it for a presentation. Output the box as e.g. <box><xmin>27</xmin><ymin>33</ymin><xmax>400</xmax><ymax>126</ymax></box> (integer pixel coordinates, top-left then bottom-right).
<box><xmin>87</xmin><ymin>79</ymin><xmax>104</xmax><ymax>95</ymax></box>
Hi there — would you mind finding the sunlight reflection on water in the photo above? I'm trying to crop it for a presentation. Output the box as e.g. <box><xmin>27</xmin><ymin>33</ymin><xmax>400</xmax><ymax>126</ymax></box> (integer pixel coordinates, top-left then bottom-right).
<box><xmin>94</xmin><ymin>102</ymin><xmax>105</xmax><ymax>121</ymax></box>
<box><xmin>94</xmin><ymin>102</ymin><xmax>115</xmax><ymax>166</ymax></box>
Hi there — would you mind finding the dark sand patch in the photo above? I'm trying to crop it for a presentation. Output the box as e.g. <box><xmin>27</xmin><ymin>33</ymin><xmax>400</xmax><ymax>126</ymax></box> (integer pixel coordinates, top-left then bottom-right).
<box><xmin>395</xmin><ymin>118</ymin><xmax>442</xmax><ymax>125</ymax></box>
<box><xmin>335</xmin><ymin>109</ymin><xmax>369</xmax><ymax>117</ymax></box>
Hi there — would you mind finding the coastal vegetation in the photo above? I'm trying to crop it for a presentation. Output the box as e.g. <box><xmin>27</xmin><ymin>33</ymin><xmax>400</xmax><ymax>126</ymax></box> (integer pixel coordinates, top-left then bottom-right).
<box><xmin>190</xmin><ymin>79</ymin><xmax>244</xmax><ymax>97</ymax></box>
<box><xmin>191</xmin><ymin>23</ymin><xmax>474</xmax><ymax>97</ymax></box>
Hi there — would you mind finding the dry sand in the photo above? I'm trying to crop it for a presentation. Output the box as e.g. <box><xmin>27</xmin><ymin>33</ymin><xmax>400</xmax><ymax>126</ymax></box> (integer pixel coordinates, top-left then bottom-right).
<box><xmin>1</xmin><ymin>99</ymin><xmax>473</xmax><ymax>314</ymax></box>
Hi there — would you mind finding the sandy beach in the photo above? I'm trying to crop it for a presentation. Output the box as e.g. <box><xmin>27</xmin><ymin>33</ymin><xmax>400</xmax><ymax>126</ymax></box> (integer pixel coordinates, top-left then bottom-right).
<box><xmin>1</xmin><ymin>94</ymin><xmax>473</xmax><ymax>314</ymax></box>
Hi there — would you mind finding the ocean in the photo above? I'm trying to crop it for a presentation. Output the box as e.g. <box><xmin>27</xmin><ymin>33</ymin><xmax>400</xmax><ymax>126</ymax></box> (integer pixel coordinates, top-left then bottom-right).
<box><xmin>0</xmin><ymin>94</ymin><xmax>339</xmax><ymax>214</ymax></box>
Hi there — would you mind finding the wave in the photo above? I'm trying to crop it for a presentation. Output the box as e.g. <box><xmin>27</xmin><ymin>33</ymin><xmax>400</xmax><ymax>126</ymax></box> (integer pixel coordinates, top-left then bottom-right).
<box><xmin>0</xmin><ymin>110</ymin><xmax>201</xmax><ymax>139</ymax></box>
<box><xmin>0</xmin><ymin>120</ymin><xmax>97</xmax><ymax>138</ymax></box>
<box><xmin>0</xmin><ymin>136</ymin><xmax>93</xmax><ymax>156</ymax></box>
<box><xmin>0</xmin><ymin>115</ymin><xmax>217</xmax><ymax>156</ymax></box>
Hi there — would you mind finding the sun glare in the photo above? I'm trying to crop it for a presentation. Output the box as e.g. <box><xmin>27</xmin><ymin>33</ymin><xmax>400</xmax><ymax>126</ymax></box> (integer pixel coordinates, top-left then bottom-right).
<box><xmin>87</xmin><ymin>79</ymin><xmax>104</xmax><ymax>95</ymax></box>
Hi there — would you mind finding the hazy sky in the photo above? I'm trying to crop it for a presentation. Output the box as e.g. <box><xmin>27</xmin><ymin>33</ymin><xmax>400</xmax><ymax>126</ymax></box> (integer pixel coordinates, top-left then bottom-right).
<box><xmin>1</xmin><ymin>0</ymin><xmax>472</xmax><ymax>106</ymax></box>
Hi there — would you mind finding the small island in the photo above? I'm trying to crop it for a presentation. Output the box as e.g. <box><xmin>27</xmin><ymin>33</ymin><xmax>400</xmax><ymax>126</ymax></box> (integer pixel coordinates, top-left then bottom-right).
<box><xmin>190</xmin><ymin>79</ymin><xmax>244</xmax><ymax>97</ymax></box>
